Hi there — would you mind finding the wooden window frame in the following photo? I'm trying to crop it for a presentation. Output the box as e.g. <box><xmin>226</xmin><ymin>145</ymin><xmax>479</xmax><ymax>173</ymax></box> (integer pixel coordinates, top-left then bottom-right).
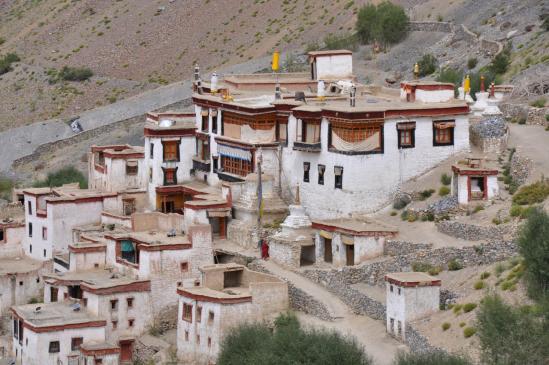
<box><xmin>202</xmin><ymin>114</ymin><xmax>209</xmax><ymax>132</ymax></box>
<box><xmin>126</xmin><ymin>297</ymin><xmax>134</xmax><ymax>309</ymax></box>
<box><xmin>110</xmin><ymin>299</ymin><xmax>118</xmax><ymax>311</ymax></box>
<box><xmin>42</xmin><ymin>227</ymin><xmax>47</xmax><ymax>240</ymax></box>
<box><xmin>180</xmin><ymin>262</ymin><xmax>189</xmax><ymax>272</ymax></box>
<box><xmin>162</xmin><ymin>167</ymin><xmax>178</xmax><ymax>186</ymax></box>
<box><xmin>28</xmin><ymin>222</ymin><xmax>32</xmax><ymax>238</ymax></box>
<box><xmin>221</xmin><ymin>156</ymin><xmax>252</xmax><ymax>177</ymax></box>
<box><xmin>182</xmin><ymin>303</ymin><xmax>193</xmax><ymax>322</ymax></box>
<box><xmin>162</xmin><ymin>140</ymin><xmax>180</xmax><ymax>162</ymax></box>
<box><xmin>433</xmin><ymin>121</ymin><xmax>455</xmax><ymax>146</ymax></box>
<box><xmin>128</xmin><ymin>319</ymin><xmax>135</xmax><ymax>328</ymax></box>
<box><xmin>396</xmin><ymin>122</ymin><xmax>416</xmax><ymax>149</ymax></box>
<box><xmin>276</xmin><ymin>118</ymin><xmax>288</xmax><ymax>146</ymax></box>
<box><xmin>126</xmin><ymin>161</ymin><xmax>138</xmax><ymax>176</ymax></box>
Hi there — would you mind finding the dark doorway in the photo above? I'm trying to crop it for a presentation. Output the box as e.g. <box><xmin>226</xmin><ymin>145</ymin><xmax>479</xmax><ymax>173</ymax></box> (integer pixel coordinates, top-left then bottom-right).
<box><xmin>324</xmin><ymin>238</ymin><xmax>332</xmax><ymax>263</ymax></box>
<box><xmin>68</xmin><ymin>285</ymin><xmax>82</xmax><ymax>299</ymax></box>
<box><xmin>223</xmin><ymin>270</ymin><xmax>243</xmax><ymax>288</ymax></box>
<box><xmin>50</xmin><ymin>287</ymin><xmax>58</xmax><ymax>302</ymax></box>
<box><xmin>346</xmin><ymin>244</ymin><xmax>355</xmax><ymax>266</ymax></box>
<box><xmin>300</xmin><ymin>246</ymin><xmax>315</xmax><ymax>266</ymax></box>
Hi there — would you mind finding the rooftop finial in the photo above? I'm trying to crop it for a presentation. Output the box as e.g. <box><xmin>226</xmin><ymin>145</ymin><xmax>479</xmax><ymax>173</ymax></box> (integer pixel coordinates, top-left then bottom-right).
<box><xmin>413</xmin><ymin>63</ymin><xmax>419</xmax><ymax>80</ymax></box>
<box><xmin>295</xmin><ymin>183</ymin><xmax>300</xmax><ymax>205</ymax></box>
<box><xmin>194</xmin><ymin>63</ymin><xmax>200</xmax><ymax>81</ymax></box>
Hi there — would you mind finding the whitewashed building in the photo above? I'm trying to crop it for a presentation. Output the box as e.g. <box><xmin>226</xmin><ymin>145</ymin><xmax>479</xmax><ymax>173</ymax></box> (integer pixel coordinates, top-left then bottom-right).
<box><xmin>385</xmin><ymin>272</ymin><xmax>441</xmax><ymax>340</ymax></box>
<box><xmin>451</xmin><ymin>156</ymin><xmax>499</xmax><ymax>205</ymax></box>
<box><xmin>190</xmin><ymin>50</ymin><xmax>471</xmax><ymax>219</ymax></box>
<box><xmin>176</xmin><ymin>263</ymin><xmax>288</xmax><ymax>364</ymax></box>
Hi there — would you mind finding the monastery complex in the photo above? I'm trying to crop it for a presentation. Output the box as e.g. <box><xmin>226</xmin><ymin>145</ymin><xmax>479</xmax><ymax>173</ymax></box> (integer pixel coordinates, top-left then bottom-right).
<box><xmin>0</xmin><ymin>50</ymin><xmax>514</xmax><ymax>365</ymax></box>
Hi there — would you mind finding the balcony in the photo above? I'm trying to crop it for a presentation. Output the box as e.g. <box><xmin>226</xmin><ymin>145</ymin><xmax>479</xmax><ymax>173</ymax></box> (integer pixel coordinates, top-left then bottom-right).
<box><xmin>215</xmin><ymin>169</ymin><xmax>246</xmax><ymax>182</ymax></box>
<box><xmin>192</xmin><ymin>156</ymin><xmax>211</xmax><ymax>172</ymax></box>
<box><xmin>293</xmin><ymin>141</ymin><xmax>322</xmax><ymax>152</ymax></box>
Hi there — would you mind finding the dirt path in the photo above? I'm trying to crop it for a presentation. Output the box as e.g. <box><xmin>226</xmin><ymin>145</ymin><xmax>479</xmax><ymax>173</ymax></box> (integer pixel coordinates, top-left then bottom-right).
<box><xmin>507</xmin><ymin>124</ymin><xmax>549</xmax><ymax>182</ymax></box>
<box><xmin>261</xmin><ymin>260</ymin><xmax>404</xmax><ymax>365</ymax></box>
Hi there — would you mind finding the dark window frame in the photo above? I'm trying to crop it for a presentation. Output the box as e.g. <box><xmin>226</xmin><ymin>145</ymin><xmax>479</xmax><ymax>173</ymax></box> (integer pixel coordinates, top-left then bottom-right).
<box><xmin>334</xmin><ymin>166</ymin><xmax>343</xmax><ymax>189</ymax></box>
<box><xmin>433</xmin><ymin>121</ymin><xmax>455</xmax><ymax>147</ymax></box>
<box><xmin>318</xmin><ymin>164</ymin><xmax>325</xmax><ymax>185</ymax></box>
<box><xmin>49</xmin><ymin>341</ymin><xmax>60</xmax><ymax>354</ymax></box>
<box><xmin>303</xmin><ymin>162</ymin><xmax>310</xmax><ymax>183</ymax></box>
<box><xmin>396</xmin><ymin>123</ymin><xmax>416</xmax><ymax>149</ymax></box>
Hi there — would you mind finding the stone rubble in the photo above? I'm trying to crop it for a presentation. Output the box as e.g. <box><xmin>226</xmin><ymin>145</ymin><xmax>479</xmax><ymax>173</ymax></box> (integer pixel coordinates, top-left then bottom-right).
<box><xmin>471</xmin><ymin>116</ymin><xmax>507</xmax><ymax>138</ymax></box>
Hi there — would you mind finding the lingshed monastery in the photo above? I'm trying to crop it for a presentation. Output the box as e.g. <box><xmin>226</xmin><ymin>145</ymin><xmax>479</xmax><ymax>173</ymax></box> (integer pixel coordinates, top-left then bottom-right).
<box><xmin>2</xmin><ymin>49</ymin><xmax>485</xmax><ymax>365</ymax></box>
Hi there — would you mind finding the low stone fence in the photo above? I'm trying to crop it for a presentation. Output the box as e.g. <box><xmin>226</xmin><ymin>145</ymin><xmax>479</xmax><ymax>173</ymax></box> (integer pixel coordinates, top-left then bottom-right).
<box><xmin>248</xmin><ymin>260</ymin><xmax>335</xmax><ymax>321</ymax></box>
<box><xmin>409</xmin><ymin>21</ymin><xmax>453</xmax><ymax>33</ymax></box>
<box><xmin>510</xmin><ymin>150</ymin><xmax>533</xmax><ymax>185</ymax></box>
<box><xmin>405</xmin><ymin>324</ymin><xmax>445</xmax><ymax>354</ymax></box>
<box><xmin>384</xmin><ymin>240</ymin><xmax>433</xmax><ymax>257</ymax></box>
<box><xmin>470</xmin><ymin>125</ymin><xmax>509</xmax><ymax>154</ymax></box>
<box><xmin>500</xmin><ymin>103</ymin><xmax>549</xmax><ymax>126</ymax></box>
<box><xmin>435</xmin><ymin>220</ymin><xmax>516</xmax><ymax>241</ymax></box>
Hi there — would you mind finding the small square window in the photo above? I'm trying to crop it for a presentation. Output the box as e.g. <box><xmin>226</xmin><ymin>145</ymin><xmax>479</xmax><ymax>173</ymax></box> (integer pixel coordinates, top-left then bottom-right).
<box><xmin>180</xmin><ymin>262</ymin><xmax>189</xmax><ymax>272</ymax></box>
<box><xmin>110</xmin><ymin>299</ymin><xmax>118</xmax><ymax>311</ymax></box>
<box><xmin>71</xmin><ymin>337</ymin><xmax>83</xmax><ymax>351</ymax></box>
<box><xmin>49</xmin><ymin>341</ymin><xmax>60</xmax><ymax>353</ymax></box>
<box><xmin>43</xmin><ymin>249</ymin><xmax>46</xmax><ymax>258</ymax></box>
<box><xmin>127</xmin><ymin>297</ymin><xmax>134</xmax><ymax>308</ymax></box>
<box><xmin>334</xmin><ymin>166</ymin><xmax>343</xmax><ymax>189</ymax></box>
<box><xmin>112</xmin><ymin>320</ymin><xmax>118</xmax><ymax>330</ymax></box>
<box><xmin>183</xmin><ymin>303</ymin><xmax>193</xmax><ymax>322</ymax></box>
<box><xmin>128</xmin><ymin>319</ymin><xmax>134</xmax><ymax>328</ymax></box>
<box><xmin>208</xmin><ymin>337</ymin><xmax>212</xmax><ymax>348</ymax></box>
<box><xmin>208</xmin><ymin>311</ymin><xmax>215</xmax><ymax>324</ymax></box>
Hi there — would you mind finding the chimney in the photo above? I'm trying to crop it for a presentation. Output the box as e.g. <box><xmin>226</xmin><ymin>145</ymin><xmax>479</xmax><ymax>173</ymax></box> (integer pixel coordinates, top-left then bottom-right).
<box><xmin>275</xmin><ymin>82</ymin><xmax>281</xmax><ymax>100</ymax></box>
<box><xmin>350</xmin><ymin>85</ymin><xmax>356</xmax><ymax>107</ymax></box>
<box><xmin>197</xmin><ymin>79</ymin><xmax>203</xmax><ymax>94</ymax></box>
<box><xmin>194</xmin><ymin>64</ymin><xmax>200</xmax><ymax>81</ymax></box>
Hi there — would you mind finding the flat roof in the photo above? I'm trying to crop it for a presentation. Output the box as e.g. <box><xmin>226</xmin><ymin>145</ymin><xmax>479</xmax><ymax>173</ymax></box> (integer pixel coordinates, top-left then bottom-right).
<box><xmin>12</xmin><ymin>302</ymin><xmax>105</xmax><ymax>329</ymax></box>
<box><xmin>308</xmin><ymin>50</ymin><xmax>353</xmax><ymax>56</ymax></box>
<box><xmin>385</xmin><ymin>272</ymin><xmax>441</xmax><ymax>287</ymax></box>
<box><xmin>312</xmin><ymin>218</ymin><xmax>397</xmax><ymax>236</ymax></box>
<box><xmin>45</xmin><ymin>269</ymin><xmax>146</xmax><ymax>291</ymax></box>
<box><xmin>0</xmin><ymin>256</ymin><xmax>44</xmax><ymax>276</ymax></box>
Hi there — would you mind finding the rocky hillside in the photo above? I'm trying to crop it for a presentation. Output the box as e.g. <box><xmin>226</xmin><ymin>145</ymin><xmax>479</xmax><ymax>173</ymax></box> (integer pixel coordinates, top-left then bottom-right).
<box><xmin>0</xmin><ymin>0</ymin><xmax>546</xmax><ymax>132</ymax></box>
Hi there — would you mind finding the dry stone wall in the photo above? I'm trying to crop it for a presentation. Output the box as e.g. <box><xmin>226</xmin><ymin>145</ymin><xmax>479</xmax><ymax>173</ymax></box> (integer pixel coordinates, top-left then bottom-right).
<box><xmin>435</xmin><ymin>220</ymin><xmax>515</xmax><ymax>241</ymax></box>
<box><xmin>510</xmin><ymin>151</ymin><xmax>533</xmax><ymax>185</ymax></box>
<box><xmin>501</xmin><ymin>103</ymin><xmax>549</xmax><ymax>126</ymax></box>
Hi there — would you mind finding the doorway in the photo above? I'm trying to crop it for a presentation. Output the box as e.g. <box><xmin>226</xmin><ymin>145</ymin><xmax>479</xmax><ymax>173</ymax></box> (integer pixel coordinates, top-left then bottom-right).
<box><xmin>345</xmin><ymin>244</ymin><xmax>355</xmax><ymax>266</ymax></box>
<box><xmin>324</xmin><ymin>238</ymin><xmax>332</xmax><ymax>263</ymax></box>
<box><xmin>119</xmin><ymin>340</ymin><xmax>134</xmax><ymax>363</ymax></box>
<box><xmin>300</xmin><ymin>246</ymin><xmax>315</xmax><ymax>266</ymax></box>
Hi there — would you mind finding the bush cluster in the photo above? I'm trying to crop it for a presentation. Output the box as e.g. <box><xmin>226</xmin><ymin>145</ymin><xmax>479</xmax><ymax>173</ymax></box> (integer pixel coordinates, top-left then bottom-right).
<box><xmin>512</xmin><ymin>180</ymin><xmax>549</xmax><ymax>205</ymax></box>
<box><xmin>356</xmin><ymin>2</ymin><xmax>409</xmax><ymax>46</ymax></box>
<box><xmin>417</xmin><ymin>54</ymin><xmax>438</xmax><ymax>77</ymax></box>
<box><xmin>440</xmin><ymin>173</ymin><xmax>452</xmax><ymax>186</ymax></box>
<box><xmin>0</xmin><ymin>52</ymin><xmax>21</xmax><ymax>75</ymax></box>
<box><xmin>59</xmin><ymin>66</ymin><xmax>94</xmax><ymax>81</ymax></box>
<box><xmin>33</xmin><ymin>166</ymin><xmax>88</xmax><ymax>189</ymax></box>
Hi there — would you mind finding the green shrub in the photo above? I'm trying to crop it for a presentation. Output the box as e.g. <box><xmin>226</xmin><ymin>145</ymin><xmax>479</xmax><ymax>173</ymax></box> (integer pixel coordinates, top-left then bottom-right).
<box><xmin>467</xmin><ymin>57</ymin><xmax>478</xmax><ymax>69</ymax></box>
<box><xmin>0</xmin><ymin>52</ymin><xmax>21</xmax><ymax>75</ymax></box>
<box><xmin>517</xmin><ymin>116</ymin><xmax>527</xmax><ymax>124</ymax></box>
<box><xmin>494</xmin><ymin>262</ymin><xmax>506</xmax><ymax>277</ymax></box>
<box><xmin>474</xmin><ymin>280</ymin><xmax>485</xmax><ymax>290</ymax></box>
<box><xmin>463</xmin><ymin>327</ymin><xmax>477</xmax><ymax>338</ymax></box>
<box><xmin>217</xmin><ymin>312</ymin><xmax>373</xmax><ymax>365</ymax></box>
<box><xmin>412</xmin><ymin>262</ymin><xmax>433</xmax><ymax>272</ymax></box>
<box><xmin>492</xmin><ymin>217</ymin><xmax>501</xmax><ymax>225</ymax></box>
<box><xmin>0</xmin><ymin>178</ymin><xmax>14</xmax><ymax>201</ymax></box>
<box><xmin>509</xmin><ymin>205</ymin><xmax>523</xmax><ymax>217</ymax></box>
<box><xmin>417</xmin><ymin>54</ymin><xmax>438</xmax><ymax>77</ymax></box>
<box><xmin>59</xmin><ymin>66</ymin><xmax>94</xmax><ymax>81</ymax></box>
<box><xmin>356</xmin><ymin>1</ymin><xmax>409</xmax><ymax>46</ymax></box>
<box><xmin>323</xmin><ymin>32</ymin><xmax>358</xmax><ymax>51</ymax></box>
<box><xmin>428</xmin><ymin>266</ymin><xmax>442</xmax><ymax>276</ymax></box>
<box><xmin>459</xmin><ymin>322</ymin><xmax>466</xmax><ymax>327</ymax></box>
<box><xmin>419</xmin><ymin>189</ymin><xmax>435</xmax><ymax>200</ymax></box>
<box><xmin>488</xmin><ymin>46</ymin><xmax>511</xmax><ymax>75</ymax></box>
<box><xmin>448</xmin><ymin>259</ymin><xmax>463</xmax><ymax>271</ymax></box>
<box><xmin>500</xmin><ymin>280</ymin><xmax>515</xmax><ymax>291</ymax></box>
<box><xmin>33</xmin><ymin>166</ymin><xmax>87</xmax><ymax>189</ymax></box>
<box><xmin>473</xmin><ymin>205</ymin><xmax>484</xmax><ymax>214</ymax></box>
<box><xmin>392</xmin><ymin>351</ymin><xmax>472</xmax><ymax>365</ymax></box>
<box><xmin>441</xmin><ymin>322</ymin><xmax>451</xmax><ymax>331</ymax></box>
<box><xmin>480</xmin><ymin>272</ymin><xmax>491</xmax><ymax>280</ymax></box>
<box><xmin>453</xmin><ymin>304</ymin><xmax>463</xmax><ymax>314</ymax></box>
<box><xmin>512</xmin><ymin>180</ymin><xmax>549</xmax><ymax>205</ymax></box>
<box><xmin>530</xmin><ymin>97</ymin><xmax>546</xmax><ymax>108</ymax></box>
<box><xmin>463</xmin><ymin>303</ymin><xmax>477</xmax><ymax>313</ymax></box>
<box><xmin>400</xmin><ymin>210</ymin><xmax>409</xmax><ymax>221</ymax></box>
<box><xmin>441</xmin><ymin>173</ymin><xmax>451</xmax><ymax>186</ymax></box>
<box><xmin>390</xmin><ymin>211</ymin><xmax>397</xmax><ymax>216</ymax></box>
<box><xmin>438</xmin><ymin>186</ymin><xmax>450</xmax><ymax>196</ymax></box>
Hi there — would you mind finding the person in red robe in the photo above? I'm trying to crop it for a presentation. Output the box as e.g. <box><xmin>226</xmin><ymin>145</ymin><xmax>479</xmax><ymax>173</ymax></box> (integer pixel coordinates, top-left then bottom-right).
<box><xmin>261</xmin><ymin>239</ymin><xmax>270</xmax><ymax>260</ymax></box>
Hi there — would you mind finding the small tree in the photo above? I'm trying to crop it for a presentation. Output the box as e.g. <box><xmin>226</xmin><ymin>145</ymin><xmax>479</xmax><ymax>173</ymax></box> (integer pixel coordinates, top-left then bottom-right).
<box><xmin>417</xmin><ymin>54</ymin><xmax>438</xmax><ymax>77</ymax></box>
<box><xmin>477</xmin><ymin>294</ymin><xmax>549</xmax><ymax>365</ymax></box>
<box><xmin>356</xmin><ymin>1</ymin><xmax>409</xmax><ymax>46</ymax></box>
<box><xmin>518</xmin><ymin>207</ymin><xmax>549</xmax><ymax>299</ymax></box>
<box><xmin>356</xmin><ymin>4</ymin><xmax>378</xmax><ymax>44</ymax></box>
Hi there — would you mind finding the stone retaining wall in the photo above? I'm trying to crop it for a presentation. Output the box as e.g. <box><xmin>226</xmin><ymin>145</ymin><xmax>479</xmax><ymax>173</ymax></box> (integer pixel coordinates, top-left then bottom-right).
<box><xmin>409</xmin><ymin>21</ymin><xmax>453</xmax><ymax>33</ymax></box>
<box><xmin>247</xmin><ymin>260</ymin><xmax>334</xmax><ymax>321</ymax></box>
<box><xmin>435</xmin><ymin>220</ymin><xmax>515</xmax><ymax>241</ymax></box>
<box><xmin>384</xmin><ymin>240</ymin><xmax>433</xmax><ymax>257</ymax></box>
<box><xmin>11</xmin><ymin>99</ymin><xmax>193</xmax><ymax>169</ymax></box>
<box><xmin>510</xmin><ymin>150</ymin><xmax>533</xmax><ymax>185</ymax></box>
<box><xmin>501</xmin><ymin>103</ymin><xmax>549</xmax><ymax>126</ymax></box>
<box><xmin>470</xmin><ymin>125</ymin><xmax>509</xmax><ymax>154</ymax></box>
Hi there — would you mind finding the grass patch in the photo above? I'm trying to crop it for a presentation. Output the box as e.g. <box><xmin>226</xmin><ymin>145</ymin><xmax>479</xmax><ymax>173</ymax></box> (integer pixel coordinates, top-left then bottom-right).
<box><xmin>0</xmin><ymin>178</ymin><xmax>14</xmax><ymax>201</ymax></box>
<box><xmin>33</xmin><ymin>166</ymin><xmax>87</xmax><ymax>189</ymax></box>
<box><xmin>474</xmin><ymin>280</ymin><xmax>485</xmax><ymax>290</ymax></box>
<box><xmin>448</xmin><ymin>259</ymin><xmax>463</xmax><ymax>271</ymax></box>
<box><xmin>441</xmin><ymin>322</ymin><xmax>451</xmax><ymax>331</ymax></box>
<box><xmin>438</xmin><ymin>186</ymin><xmax>450</xmax><ymax>196</ymax></box>
<box><xmin>0</xmin><ymin>52</ymin><xmax>21</xmax><ymax>75</ymax></box>
<box><xmin>530</xmin><ymin>97</ymin><xmax>546</xmax><ymax>108</ymax></box>
<box><xmin>412</xmin><ymin>262</ymin><xmax>434</xmax><ymax>272</ymax></box>
<box><xmin>480</xmin><ymin>272</ymin><xmax>491</xmax><ymax>280</ymax></box>
<box><xmin>512</xmin><ymin>180</ymin><xmax>549</xmax><ymax>205</ymax></box>
<box><xmin>419</xmin><ymin>189</ymin><xmax>435</xmax><ymax>200</ymax></box>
